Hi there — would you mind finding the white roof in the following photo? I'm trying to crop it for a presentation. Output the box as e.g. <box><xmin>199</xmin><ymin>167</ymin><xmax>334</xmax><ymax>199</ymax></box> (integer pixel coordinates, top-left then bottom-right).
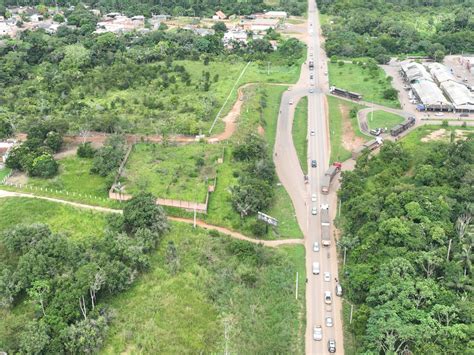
<box><xmin>440</xmin><ymin>80</ymin><xmax>474</xmax><ymax>109</ymax></box>
<box><xmin>426</xmin><ymin>62</ymin><xmax>455</xmax><ymax>84</ymax></box>
<box><xmin>411</xmin><ymin>79</ymin><xmax>452</xmax><ymax>107</ymax></box>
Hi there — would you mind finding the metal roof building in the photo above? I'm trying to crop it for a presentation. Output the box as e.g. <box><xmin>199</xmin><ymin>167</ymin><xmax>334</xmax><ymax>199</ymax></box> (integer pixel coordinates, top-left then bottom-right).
<box><xmin>426</xmin><ymin>63</ymin><xmax>456</xmax><ymax>85</ymax></box>
<box><xmin>401</xmin><ymin>61</ymin><xmax>432</xmax><ymax>83</ymax></box>
<box><xmin>411</xmin><ymin>79</ymin><xmax>453</xmax><ymax>111</ymax></box>
<box><xmin>440</xmin><ymin>80</ymin><xmax>474</xmax><ymax>112</ymax></box>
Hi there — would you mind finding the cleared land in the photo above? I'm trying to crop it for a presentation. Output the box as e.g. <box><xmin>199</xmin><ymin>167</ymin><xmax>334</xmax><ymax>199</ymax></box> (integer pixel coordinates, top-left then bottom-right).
<box><xmin>327</xmin><ymin>95</ymin><xmax>368</xmax><ymax>163</ymax></box>
<box><xmin>292</xmin><ymin>97</ymin><xmax>308</xmax><ymax>174</ymax></box>
<box><xmin>102</xmin><ymin>223</ymin><xmax>305</xmax><ymax>354</ymax></box>
<box><xmin>122</xmin><ymin>142</ymin><xmax>222</xmax><ymax>202</ymax></box>
<box><xmin>328</xmin><ymin>61</ymin><xmax>400</xmax><ymax>108</ymax></box>
<box><xmin>366</xmin><ymin>110</ymin><xmax>405</xmax><ymax>130</ymax></box>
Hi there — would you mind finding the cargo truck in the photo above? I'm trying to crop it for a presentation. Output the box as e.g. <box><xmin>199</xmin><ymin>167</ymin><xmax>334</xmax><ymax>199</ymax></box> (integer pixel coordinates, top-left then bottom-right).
<box><xmin>309</xmin><ymin>60</ymin><xmax>314</xmax><ymax>70</ymax></box>
<box><xmin>320</xmin><ymin>162</ymin><xmax>341</xmax><ymax>194</ymax></box>
<box><xmin>321</xmin><ymin>204</ymin><xmax>330</xmax><ymax>246</ymax></box>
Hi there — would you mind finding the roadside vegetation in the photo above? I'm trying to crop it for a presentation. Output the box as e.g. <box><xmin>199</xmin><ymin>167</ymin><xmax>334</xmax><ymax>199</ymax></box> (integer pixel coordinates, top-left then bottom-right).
<box><xmin>0</xmin><ymin>195</ymin><xmax>305</xmax><ymax>354</ymax></box>
<box><xmin>326</xmin><ymin>95</ymin><xmax>368</xmax><ymax>163</ymax></box>
<box><xmin>338</xmin><ymin>137</ymin><xmax>474</xmax><ymax>354</ymax></box>
<box><xmin>328</xmin><ymin>59</ymin><xmax>400</xmax><ymax>108</ymax></box>
<box><xmin>292</xmin><ymin>97</ymin><xmax>308</xmax><ymax>174</ymax></box>
<box><xmin>320</xmin><ymin>1</ymin><xmax>474</xmax><ymax>62</ymax></box>
<box><xmin>366</xmin><ymin>110</ymin><xmax>405</xmax><ymax>131</ymax></box>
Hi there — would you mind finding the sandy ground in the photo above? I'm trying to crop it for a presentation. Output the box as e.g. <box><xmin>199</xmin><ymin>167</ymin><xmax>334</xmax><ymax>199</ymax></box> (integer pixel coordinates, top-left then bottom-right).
<box><xmin>421</xmin><ymin>128</ymin><xmax>471</xmax><ymax>142</ymax></box>
<box><xmin>340</xmin><ymin>103</ymin><xmax>365</xmax><ymax>151</ymax></box>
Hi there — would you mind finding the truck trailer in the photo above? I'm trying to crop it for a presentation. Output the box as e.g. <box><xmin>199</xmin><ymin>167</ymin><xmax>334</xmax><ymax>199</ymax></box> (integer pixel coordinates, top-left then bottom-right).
<box><xmin>320</xmin><ymin>163</ymin><xmax>341</xmax><ymax>194</ymax></box>
<box><xmin>321</xmin><ymin>204</ymin><xmax>330</xmax><ymax>246</ymax></box>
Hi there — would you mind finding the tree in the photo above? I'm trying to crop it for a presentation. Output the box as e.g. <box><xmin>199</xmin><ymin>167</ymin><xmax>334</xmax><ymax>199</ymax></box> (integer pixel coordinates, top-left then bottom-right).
<box><xmin>382</xmin><ymin>88</ymin><xmax>398</xmax><ymax>100</ymax></box>
<box><xmin>19</xmin><ymin>320</ymin><xmax>50</xmax><ymax>355</ymax></box>
<box><xmin>44</xmin><ymin>131</ymin><xmax>63</xmax><ymax>152</ymax></box>
<box><xmin>0</xmin><ymin>118</ymin><xmax>13</xmax><ymax>139</ymax></box>
<box><xmin>62</xmin><ymin>316</ymin><xmax>108</xmax><ymax>354</ymax></box>
<box><xmin>27</xmin><ymin>280</ymin><xmax>50</xmax><ymax>316</ymax></box>
<box><xmin>90</xmin><ymin>135</ymin><xmax>126</xmax><ymax>177</ymax></box>
<box><xmin>123</xmin><ymin>192</ymin><xmax>169</xmax><ymax>236</ymax></box>
<box><xmin>27</xmin><ymin>153</ymin><xmax>59</xmax><ymax>178</ymax></box>
<box><xmin>212</xmin><ymin>21</ymin><xmax>227</xmax><ymax>34</ymax></box>
<box><xmin>77</xmin><ymin>142</ymin><xmax>96</xmax><ymax>158</ymax></box>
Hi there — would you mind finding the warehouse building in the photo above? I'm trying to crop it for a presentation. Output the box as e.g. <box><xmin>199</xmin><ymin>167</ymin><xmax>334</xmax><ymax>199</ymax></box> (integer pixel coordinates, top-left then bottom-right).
<box><xmin>411</xmin><ymin>79</ymin><xmax>453</xmax><ymax>111</ymax></box>
<box><xmin>426</xmin><ymin>63</ymin><xmax>456</xmax><ymax>85</ymax></box>
<box><xmin>440</xmin><ymin>80</ymin><xmax>474</xmax><ymax>112</ymax></box>
<box><xmin>400</xmin><ymin>62</ymin><xmax>432</xmax><ymax>83</ymax></box>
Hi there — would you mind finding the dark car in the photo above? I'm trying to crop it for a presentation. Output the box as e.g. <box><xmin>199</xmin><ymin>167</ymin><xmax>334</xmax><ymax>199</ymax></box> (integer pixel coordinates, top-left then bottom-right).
<box><xmin>311</xmin><ymin>160</ymin><xmax>317</xmax><ymax>168</ymax></box>
<box><xmin>328</xmin><ymin>339</ymin><xmax>336</xmax><ymax>353</ymax></box>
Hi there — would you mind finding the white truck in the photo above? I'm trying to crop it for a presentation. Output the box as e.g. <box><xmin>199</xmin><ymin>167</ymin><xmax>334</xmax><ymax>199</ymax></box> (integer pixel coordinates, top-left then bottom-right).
<box><xmin>321</xmin><ymin>204</ymin><xmax>331</xmax><ymax>246</ymax></box>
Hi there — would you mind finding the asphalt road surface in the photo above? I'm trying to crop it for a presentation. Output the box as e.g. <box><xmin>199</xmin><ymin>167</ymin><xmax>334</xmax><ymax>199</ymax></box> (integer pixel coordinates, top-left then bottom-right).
<box><xmin>273</xmin><ymin>1</ymin><xmax>344</xmax><ymax>354</ymax></box>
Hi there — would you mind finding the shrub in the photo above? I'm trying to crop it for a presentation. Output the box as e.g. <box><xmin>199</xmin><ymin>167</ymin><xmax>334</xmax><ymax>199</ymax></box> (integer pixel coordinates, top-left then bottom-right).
<box><xmin>77</xmin><ymin>142</ymin><xmax>96</xmax><ymax>158</ymax></box>
<box><xmin>382</xmin><ymin>88</ymin><xmax>398</xmax><ymax>100</ymax></box>
<box><xmin>27</xmin><ymin>153</ymin><xmax>59</xmax><ymax>178</ymax></box>
<box><xmin>251</xmin><ymin>221</ymin><xmax>267</xmax><ymax>237</ymax></box>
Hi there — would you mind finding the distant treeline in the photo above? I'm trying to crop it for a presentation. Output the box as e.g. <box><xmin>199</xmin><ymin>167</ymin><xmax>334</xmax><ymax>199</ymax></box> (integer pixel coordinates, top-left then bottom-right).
<box><xmin>319</xmin><ymin>0</ymin><xmax>474</xmax><ymax>62</ymax></box>
<box><xmin>0</xmin><ymin>0</ymin><xmax>307</xmax><ymax>16</ymax></box>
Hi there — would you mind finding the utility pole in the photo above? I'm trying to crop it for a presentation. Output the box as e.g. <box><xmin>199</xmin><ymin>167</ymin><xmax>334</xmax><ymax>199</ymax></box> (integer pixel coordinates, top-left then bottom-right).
<box><xmin>343</xmin><ymin>247</ymin><xmax>347</xmax><ymax>266</ymax></box>
<box><xmin>349</xmin><ymin>304</ymin><xmax>354</xmax><ymax>324</ymax></box>
<box><xmin>193</xmin><ymin>207</ymin><xmax>197</xmax><ymax>228</ymax></box>
<box><xmin>446</xmin><ymin>238</ymin><xmax>452</xmax><ymax>261</ymax></box>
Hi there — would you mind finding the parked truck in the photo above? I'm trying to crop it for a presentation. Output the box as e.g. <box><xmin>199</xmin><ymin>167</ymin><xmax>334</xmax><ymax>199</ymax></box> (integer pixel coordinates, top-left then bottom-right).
<box><xmin>390</xmin><ymin>116</ymin><xmax>416</xmax><ymax>137</ymax></box>
<box><xmin>309</xmin><ymin>60</ymin><xmax>314</xmax><ymax>70</ymax></box>
<box><xmin>351</xmin><ymin>137</ymin><xmax>383</xmax><ymax>159</ymax></box>
<box><xmin>320</xmin><ymin>162</ymin><xmax>342</xmax><ymax>194</ymax></box>
<box><xmin>321</xmin><ymin>204</ymin><xmax>331</xmax><ymax>246</ymax></box>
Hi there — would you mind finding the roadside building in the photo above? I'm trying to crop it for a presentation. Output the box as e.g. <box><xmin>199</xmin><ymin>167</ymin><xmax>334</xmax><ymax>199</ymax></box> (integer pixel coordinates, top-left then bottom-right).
<box><xmin>400</xmin><ymin>61</ymin><xmax>432</xmax><ymax>83</ymax></box>
<box><xmin>243</xmin><ymin>18</ymin><xmax>279</xmax><ymax>32</ymax></box>
<box><xmin>411</xmin><ymin>79</ymin><xmax>453</xmax><ymax>111</ymax></box>
<box><xmin>212</xmin><ymin>11</ymin><xmax>227</xmax><ymax>20</ymax></box>
<box><xmin>263</xmin><ymin>11</ymin><xmax>287</xmax><ymax>19</ymax></box>
<box><xmin>440</xmin><ymin>80</ymin><xmax>474</xmax><ymax>113</ymax></box>
<box><xmin>223</xmin><ymin>29</ymin><xmax>248</xmax><ymax>47</ymax></box>
<box><xmin>426</xmin><ymin>62</ymin><xmax>456</xmax><ymax>85</ymax></box>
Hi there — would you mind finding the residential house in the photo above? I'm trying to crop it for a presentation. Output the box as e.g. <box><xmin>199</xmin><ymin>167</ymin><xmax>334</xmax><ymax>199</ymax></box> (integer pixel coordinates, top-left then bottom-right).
<box><xmin>212</xmin><ymin>11</ymin><xmax>227</xmax><ymax>20</ymax></box>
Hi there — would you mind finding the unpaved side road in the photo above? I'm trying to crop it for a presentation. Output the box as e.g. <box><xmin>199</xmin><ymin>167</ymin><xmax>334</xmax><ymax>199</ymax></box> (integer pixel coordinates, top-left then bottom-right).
<box><xmin>0</xmin><ymin>189</ymin><xmax>303</xmax><ymax>248</ymax></box>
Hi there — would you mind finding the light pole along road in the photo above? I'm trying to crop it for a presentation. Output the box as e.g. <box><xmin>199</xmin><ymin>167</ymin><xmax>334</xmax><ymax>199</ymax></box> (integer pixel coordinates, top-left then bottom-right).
<box><xmin>273</xmin><ymin>0</ymin><xmax>344</xmax><ymax>354</ymax></box>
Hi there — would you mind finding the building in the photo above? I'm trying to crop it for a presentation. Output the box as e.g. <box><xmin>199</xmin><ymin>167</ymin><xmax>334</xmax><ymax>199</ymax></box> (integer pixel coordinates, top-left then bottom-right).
<box><xmin>223</xmin><ymin>30</ymin><xmax>248</xmax><ymax>47</ymax></box>
<box><xmin>242</xmin><ymin>18</ymin><xmax>279</xmax><ymax>32</ymax></box>
<box><xmin>0</xmin><ymin>141</ymin><xmax>15</xmax><ymax>164</ymax></box>
<box><xmin>411</xmin><ymin>79</ymin><xmax>452</xmax><ymax>111</ymax></box>
<box><xmin>263</xmin><ymin>11</ymin><xmax>287</xmax><ymax>19</ymax></box>
<box><xmin>400</xmin><ymin>61</ymin><xmax>432</xmax><ymax>83</ymax></box>
<box><xmin>213</xmin><ymin>11</ymin><xmax>227</xmax><ymax>20</ymax></box>
<box><xmin>440</xmin><ymin>80</ymin><xmax>474</xmax><ymax>112</ymax></box>
<box><xmin>426</xmin><ymin>62</ymin><xmax>456</xmax><ymax>85</ymax></box>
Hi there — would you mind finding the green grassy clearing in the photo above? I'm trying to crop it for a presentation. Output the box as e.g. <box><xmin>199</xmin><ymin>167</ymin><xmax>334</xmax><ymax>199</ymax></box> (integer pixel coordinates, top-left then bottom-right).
<box><xmin>328</xmin><ymin>61</ymin><xmax>400</xmax><ymax>108</ymax></box>
<box><xmin>0</xmin><ymin>197</ymin><xmax>107</xmax><ymax>242</ymax></box>
<box><xmin>327</xmin><ymin>95</ymin><xmax>368</xmax><ymax>163</ymax></box>
<box><xmin>292</xmin><ymin>96</ymin><xmax>308</xmax><ymax>174</ymax></box>
<box><xmin>101</xmin><ymin>223</ymin><xmax>306</xmax><ymax>354</ymax></box>
<box><xmin>122</xmin><ymin>142</ymin><xmax>222</xmax><ymax>202</ymax></box>
<box><xmin>366</xmin><ymin>110</ymin><xmax>405</xmax><ymax>131</ymax></box>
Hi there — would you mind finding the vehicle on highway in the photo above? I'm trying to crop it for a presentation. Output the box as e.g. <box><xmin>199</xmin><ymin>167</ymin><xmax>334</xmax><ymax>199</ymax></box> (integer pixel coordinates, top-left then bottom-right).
<box><xmin>311</xmin><ymin>160</ymin><xmax>317</xmax><ymax>168</ymax></box>
<box><xmin>313</xmin><ymin>326</ymin><xmax>322</xmax><ymax>341</ymax></box>
<box><xmin>309</xmin><ymin>88</ymin><xmax>314</xmax><ymax>93</ymax></box>
<box><xmin>304</xmin><ymin>175</ymin><xmax>309</xmax><ymax>184</ymax></box>
<box><xmin>324</xmin><ymin>272</ymin><xmax>331</xmax><ymax>282</ymax></box>
<box><xmin>311</xmin><ymin>206</ymin><xmax>318</xmax><ymax>215</ymax></box>
<box><xmin>460</xmin><ymin>113</ymin><xmax>469</xmax><ymax>117</ymax></box>
<box><xmin>313</xmin><ymin>241</ymin><xmax>320</xmax><ymax>252</ymax></box>
<box><xmin>435</xmin><ymin>112</ymin><xmax>444</xmax><ymax>117</ymax></box>
<box><xmin>310</xmin><ymin>129</ymin><xmax>315</xmax><ymax>136</ymax></box>
<box><xmin>324</xmin><ymin>291</ymin><xmax>332</xmax><ymax>304</ymax></box>
<box><xmin>336</xmin><ymin>283</ymin><xmax>343</xmax><ymax>296</ymax></box>
<box><xmin>289</xmin><ymin>99</ymin><xmax>294</xmax><ymax>105</ymax></box>
<box><xmin>325</xmin><ymin>316</ymin><xmax>333</xmax><ymax>327</ymax></box>
<box><xmin>310</xmin><ymin>74</ymin><xmax>314</xmax><ymax>80</ymax></box>
<box><xmin>312</xmin><ymin>262</ymin><xmax>320</xmax><ymax>275</ymax></box>
<box><xmin>311</xmin><ymin>193</ymin><xmax>317</xmax><ymax>202</ymax></box>
<box><xmin>328</xmin><ymin>339</ymin><xmax>336</xmax><ymax>353</ymax></box>
<box><xmin>324</xmin><ymin>71</ymin><xmax>328</xmax><ymax>76</ymax></box>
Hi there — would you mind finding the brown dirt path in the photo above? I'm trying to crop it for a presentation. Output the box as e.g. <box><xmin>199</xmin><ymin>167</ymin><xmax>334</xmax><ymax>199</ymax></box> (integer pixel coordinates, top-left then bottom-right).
<box><xmin>0</xmin><ymin>189</ymin><xmax>302</xmax><ymax>248</ymax></box>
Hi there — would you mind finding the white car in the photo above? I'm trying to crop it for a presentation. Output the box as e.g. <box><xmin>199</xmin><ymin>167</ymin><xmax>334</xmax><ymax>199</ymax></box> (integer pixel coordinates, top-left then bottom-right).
<box><xmin>326</xmin><ymin>317</ymin><xmax>334</xmax><ymax>327</ymax></box>
<box><xmin>311</xmin><ymin>193</ymin><xmax>317</xmax><ymax>202</ymax></box>
<box><xmin>310</xmin><ymin>129</ymin><xmax>315</xmax><ymax>136</ymax></box>
<box><xmin>313</xmin><ymin>325</ymin><xmax>322</xmax><ymax>341</ymax></box>
<box><xmin>289</xmin><ymin>99</ymin><xmax>294</xmax><ymax>105</ymax></box>
<box><xmin>311</xmin><ymin>206</ymin><xmax>318</xmax><ymax>215</ymax></box>
<box><xmin>324</xmin><ymin>271</ymin><xmax>331</xmax><ymax>282</ymax></box>
<box><xmin>324</xmin><ymin>291</ymin><xmax>332</xmax><ymax>304</ymax></box>
<box><xmin>312</xmin><ymin>262</ymin><xmax>320</xmax><ymax>275</ymax></box>
<box><xmin>313</xmin><ymin>241</ymin><xmax>320</xmax><ymax>252</ymax></box>
<box><xmin>435</xmin><ymin>112</ymin><xmax>444</xmax><ymax>117</ymax></box>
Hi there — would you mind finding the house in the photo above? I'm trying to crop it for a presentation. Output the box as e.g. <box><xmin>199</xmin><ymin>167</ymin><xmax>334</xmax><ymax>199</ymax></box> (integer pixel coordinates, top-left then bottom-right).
<box><xmin>30</xmin><ymin>13</ymin><xmax>44</xmax><ymax>22</ymax></box>
<box><xmin>223</xmin><ymin>30</ymin><xmax>248</xmax><ymax>47</ymax></box>
<box><xmin>243</xmin><ymin>18</ymin><xmax>279</xmax><ymax>32</ymax></box>
<box><xmin>213</xmin><ymin>11</ymin><xmax>226</xmax><ymax>20</ymax></box>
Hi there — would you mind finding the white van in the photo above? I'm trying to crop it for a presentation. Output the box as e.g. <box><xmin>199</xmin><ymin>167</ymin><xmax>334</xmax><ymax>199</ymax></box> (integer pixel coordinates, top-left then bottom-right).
<box><xmin>312</xmin><ymin>262</ymin><xmax>320</xmax><ymax>275</ymax></box>
<box><xmin>324</xmin><ymin>291</ymin><xmax>332</xmax><ymax>304</ymax></box>
<box><xmin>336</xmin><ymin>284</ymin><xmax>343</xmax><ymax>296</ymax></box>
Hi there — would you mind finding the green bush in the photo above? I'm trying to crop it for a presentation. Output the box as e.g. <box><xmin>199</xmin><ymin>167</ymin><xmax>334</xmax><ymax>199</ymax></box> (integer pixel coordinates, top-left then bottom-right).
<box><xmin>77</xmin><ymin>142</ymin><xmax>96</xmax><ymax>158</ymax></box>
<box><xmin>27</xmin><ymin>153</ymin><xmax>59</xmax><ymax>178</ymax></box>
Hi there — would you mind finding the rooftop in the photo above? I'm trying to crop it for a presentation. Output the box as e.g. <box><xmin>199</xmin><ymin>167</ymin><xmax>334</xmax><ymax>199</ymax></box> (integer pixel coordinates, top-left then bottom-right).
<box><xmin>440</xmin><ymin>80</ymin><xmax>474</xmax><ymax>109</ymax></box>
<box><xmin>411</xmin><ymin>79</ymin><xmax>452</xmax><ymax>107</ymax></box>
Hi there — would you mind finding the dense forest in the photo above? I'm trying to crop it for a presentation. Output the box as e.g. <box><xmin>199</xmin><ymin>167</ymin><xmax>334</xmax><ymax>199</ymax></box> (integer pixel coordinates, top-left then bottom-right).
<box><xmin>338</xmin><ymin>138</ymin><xmax>474</xmax><ymax>353</ymax></box>
<box><xmin>0</xmin><ymin>0</ymin><xmax>306</xmax><ymax>16</ymax></box>
<box><xmin>0</xmin><ymin>5</ymin><xmax>304</xmax><ymax>136</ymax></box>
<box><xmin>319</xmin><ymin>0</ymin><xmax>474</xmax><ymax>62</ymax></box>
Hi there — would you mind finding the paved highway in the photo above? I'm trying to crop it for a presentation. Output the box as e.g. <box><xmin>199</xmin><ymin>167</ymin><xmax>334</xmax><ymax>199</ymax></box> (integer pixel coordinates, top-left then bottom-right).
<box><xmin>273</xmin><ymin>1</ymin><xmax>344</xmax><ymax>353</ymax></box>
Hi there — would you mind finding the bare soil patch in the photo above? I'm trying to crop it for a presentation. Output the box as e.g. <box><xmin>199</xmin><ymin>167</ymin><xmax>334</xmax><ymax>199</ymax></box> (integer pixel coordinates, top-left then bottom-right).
<box><xmin>6</xmin><ymin>171</ymin><xmax>28</xmax><ymax>185</ymax></box>
<box><xmin>340</xmin><ymin>104</ymin><xmax>365</xmax><ymax>151</ymax></box>
<box><xmin>421</xmin><ymin>129</ymin><xmax>471</xmax><ymax>143</ymax></box>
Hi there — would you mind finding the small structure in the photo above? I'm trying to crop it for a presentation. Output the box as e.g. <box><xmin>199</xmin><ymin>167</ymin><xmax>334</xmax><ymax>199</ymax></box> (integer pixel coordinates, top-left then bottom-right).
<box><xmin>223</xmin><ymin>29</ymin><xmax>248</xmax><ymax>47</ymax></box>
<box><xmin>243</xmin><ymin>18</ymin><xmax>279</xmax><ymax>32</ymax></box>
<box><xmin>213</xmin><ymin>11</ymin><xmax>227</xmax><ymax>20</ymax></box>
<box><xmin>0</xmin><ymin>141</ymin><xmax>15</xmax><ymax>164</ymax></box>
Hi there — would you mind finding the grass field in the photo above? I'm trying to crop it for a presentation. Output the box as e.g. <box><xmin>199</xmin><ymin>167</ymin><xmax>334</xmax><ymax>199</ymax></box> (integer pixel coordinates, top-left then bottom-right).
<box><xmin>122</xmin><ymin>142</ymin><xmax>222</xmax><ymax>202</ymax></box>
<box><xmin>293</xmin><ymin>97</ymin><xmax>308</xmax><ymax>174</ymax></box>
<box><xmin>327</xmin><ymin>95</ymin><xmax>368</xmax><ymax>163</ymax></box>
<box><xmin>26</xmin><ymin>156</ymin><xmax>110</xmax><ymax>199</ymax></box>
<box><xmin>0</xmin><ymin>168</ymin><xmax>11</xmax><ymax>181</ymax></box>
<box><xmin>328</xmin><ymin>61</ymin><xmax>400</xmax><ymax>108</ymax></box>
<box><xmin>366</xmin><ymin>110</ymin><xmax>405</xmax><ymax>130</ymax></box>
<box><xmin>101</xmin><ymin>223</ymin><xmax>306</xmax><ymax>354</ymax></box>
<box><xmin>0</xmin><ymin>197</ymin><xmax>106</xmax><ymax>242</ymax></box>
